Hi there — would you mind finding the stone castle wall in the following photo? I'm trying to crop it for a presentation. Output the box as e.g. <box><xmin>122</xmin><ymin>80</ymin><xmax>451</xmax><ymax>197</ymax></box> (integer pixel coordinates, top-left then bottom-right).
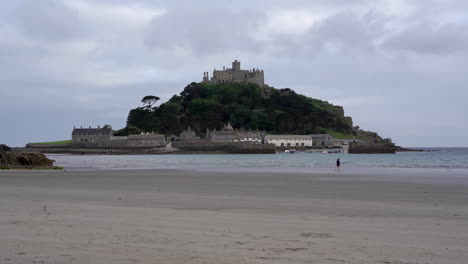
<box><xmin>71</xmin><ymin>129</ymin><xmax>166</xmax><ymax>149</ymax></box>
<box><xmin>172</xmin><ymin>141</ymin><xmax>275</xmax><ymax>154</ymax></box>
<box><xmin>202</xmin><ymin>60</ymin><xmax>265</xmax><ymax>86</ymax></box>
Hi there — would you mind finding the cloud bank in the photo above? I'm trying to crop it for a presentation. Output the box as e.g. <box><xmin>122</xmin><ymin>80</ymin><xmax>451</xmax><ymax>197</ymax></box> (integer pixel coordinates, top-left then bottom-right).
<box><xmin>1</xmin><ymin>0</ymin><xmax>467</xmax><ymax>147</ymax></box>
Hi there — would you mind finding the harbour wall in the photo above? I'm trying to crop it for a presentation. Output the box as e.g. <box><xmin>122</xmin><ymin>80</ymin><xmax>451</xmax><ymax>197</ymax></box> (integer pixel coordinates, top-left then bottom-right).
<box><xmin>173</xmin><ymin>141</ymin><xmax>276</xmax><ymax>154</ymax></box>
<box><xmin>348</xmin><ymin>143</ymin><xmax>396</xmax><ymax>154</ymax></box>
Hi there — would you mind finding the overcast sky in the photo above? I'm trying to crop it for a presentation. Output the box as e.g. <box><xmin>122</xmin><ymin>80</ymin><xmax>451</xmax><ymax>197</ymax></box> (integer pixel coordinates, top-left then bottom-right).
<box><xmin>1</xmin><ymin>0</ymin><xmax>467</xmax><ymax>147</ymax></box>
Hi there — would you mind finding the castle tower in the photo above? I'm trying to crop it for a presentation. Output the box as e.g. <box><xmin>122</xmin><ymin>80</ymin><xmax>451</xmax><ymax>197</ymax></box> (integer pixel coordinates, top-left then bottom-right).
<box><xmin>202</xmin><ymin>72</ymin><xmax>209</xmax><ymax>83</ymax></box>
<box><xmin>232</xmin><ymin>60</ymin><xmax>240</xmax><ymax>71</ymax></box>
<box><xmin>201</xmin><ymin>60</ymin><xmax>266</xmax><ymax>86</ymax></box>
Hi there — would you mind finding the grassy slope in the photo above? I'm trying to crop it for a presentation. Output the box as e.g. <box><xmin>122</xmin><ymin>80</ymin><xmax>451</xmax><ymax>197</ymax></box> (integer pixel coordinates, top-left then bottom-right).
<box><xmin>318</xmin><ymin>128</ymin><xmax>354</xmax><ymax>139</ymax></box>
<box><xmin>29</xmin><ymin>140</ymin><xmax>72</xmax><ymax>145</ymax></box>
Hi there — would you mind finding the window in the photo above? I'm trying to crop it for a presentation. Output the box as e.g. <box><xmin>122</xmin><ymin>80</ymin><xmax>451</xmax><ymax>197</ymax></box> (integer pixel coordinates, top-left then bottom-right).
<box><xmin>302</xmin><ymin>143</ymin><xmax>305</xmax><ymax>146</ymax></box>
<box><xmin>296</xmin><ymin>143</ymin><xmax>299</xmax><ymax>146</ymax></box>
<box><xmin>287</xmin><ymin>143</ymin><xmax>291</xmax><ymax>147</ymax></box>
<box><xmin>280</xmin><ymin>143</ymin><xmax>284</xmax><ymax>146</ymax></box>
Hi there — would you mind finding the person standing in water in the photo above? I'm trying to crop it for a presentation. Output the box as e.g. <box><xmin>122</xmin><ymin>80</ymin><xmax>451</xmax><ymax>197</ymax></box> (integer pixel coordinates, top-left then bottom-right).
<box><xmin>336</xmin><ymin>158</ymin><xmax>341</xmax><ymax>168</ymax></box>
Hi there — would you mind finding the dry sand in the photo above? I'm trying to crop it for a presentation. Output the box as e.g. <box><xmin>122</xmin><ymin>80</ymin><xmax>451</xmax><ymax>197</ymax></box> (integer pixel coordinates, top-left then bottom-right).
<box><xmin>1</xmin><ymin>169</ymin><xmax>468</xmax><ymax>263</ymax></box>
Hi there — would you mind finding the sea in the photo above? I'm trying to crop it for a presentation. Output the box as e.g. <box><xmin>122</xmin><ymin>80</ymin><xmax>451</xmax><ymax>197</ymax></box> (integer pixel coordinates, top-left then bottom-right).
<box><xmin>48</xmin><ymin>148</ymin><xmax>468</xmax><ymax>176</ymax></box>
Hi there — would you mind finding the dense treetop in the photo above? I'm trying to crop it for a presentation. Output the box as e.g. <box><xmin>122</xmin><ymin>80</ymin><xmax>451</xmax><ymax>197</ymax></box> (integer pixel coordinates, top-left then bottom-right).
<box><xmin>122</xmin><ymin>82</ymin><xmax>379</xmax><ymax>140</ymax></box>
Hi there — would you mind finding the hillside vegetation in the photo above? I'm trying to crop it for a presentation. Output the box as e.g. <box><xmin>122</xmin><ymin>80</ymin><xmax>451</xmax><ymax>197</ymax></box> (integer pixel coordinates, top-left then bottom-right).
<box><xmin>124</xmin><ymin>82</ymin><xmax>380</xmax><ymax>140</ymax></box>
<box><xmin>29</xmin><ymin>140</ymin><xmax>72</xmax><ymax>145</ymax></box>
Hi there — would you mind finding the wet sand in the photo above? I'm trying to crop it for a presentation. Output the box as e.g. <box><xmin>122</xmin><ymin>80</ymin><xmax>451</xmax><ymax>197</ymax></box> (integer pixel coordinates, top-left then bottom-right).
<box><xmin>1</xmin><ymin>169</ymin><xmax>468</xmax><ymax>263</ymax></box>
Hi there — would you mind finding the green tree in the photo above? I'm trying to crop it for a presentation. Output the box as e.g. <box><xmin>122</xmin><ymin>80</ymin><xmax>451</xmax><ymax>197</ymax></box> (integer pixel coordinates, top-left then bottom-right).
<box><xmin>141</xmin><ymin>95</ymin><xmax>160</xmax><ymax>111</ymax></box>
<box><xmin>127</xmin><ymin>125</ymin><xmax>143</xmax><ymax>135</ymax></box>
<box><xmin>124</xmin><ymin>82</ymin><xmax>363</xmax><ymax>137</ymax></box>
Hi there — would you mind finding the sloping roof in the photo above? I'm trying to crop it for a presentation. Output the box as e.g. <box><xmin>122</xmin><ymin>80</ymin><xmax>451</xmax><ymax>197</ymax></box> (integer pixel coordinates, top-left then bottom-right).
<box><xmin>72</xmin><ymin>127</ymin><xmax>112</xmax><ymax>136</ymax></box>
<box><xmin>237</xmin><ymin>131</ymin><xmax>263</xmax><ymax>138</ymax></box>
<box><xmin>179</xmin><ymin>130</ymin><xmax>197</xmax><ymax>138</ymax></box>
<box><xmin>265</xmin><ymin>135</ymin><xmax>312</xmax><ymax>140</ymax></box>
<box><xmin>224</xmin><ymin>122</ymin><xmax>234</xmax><ymax>131</ymax></box>
<box><xmin>210</xmin><ymin>134</ymin><xmax>239</xmax><ymax>141</ymax></box>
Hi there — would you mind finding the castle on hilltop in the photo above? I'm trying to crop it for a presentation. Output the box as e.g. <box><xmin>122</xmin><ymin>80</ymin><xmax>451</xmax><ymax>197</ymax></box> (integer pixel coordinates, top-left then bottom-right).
<box><xmin>202</xmin><ymin>60</ymin><xmax>265</xmax><ymax>86</ymax></box>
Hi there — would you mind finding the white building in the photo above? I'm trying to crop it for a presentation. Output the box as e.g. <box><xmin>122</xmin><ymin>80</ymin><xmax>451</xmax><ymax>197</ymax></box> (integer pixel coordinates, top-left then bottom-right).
<box><xmin>264</xmin><ymin>135</ymin><xmax>313</xmax><ymax>147</ymax></box>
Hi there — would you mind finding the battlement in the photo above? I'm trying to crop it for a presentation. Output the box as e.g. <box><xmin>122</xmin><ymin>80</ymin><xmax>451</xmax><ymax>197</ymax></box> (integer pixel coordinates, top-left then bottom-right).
<box><xmin>202</xmin><ymin>60</ymin><xmax>265</xmax><ymax>86</ymax></box>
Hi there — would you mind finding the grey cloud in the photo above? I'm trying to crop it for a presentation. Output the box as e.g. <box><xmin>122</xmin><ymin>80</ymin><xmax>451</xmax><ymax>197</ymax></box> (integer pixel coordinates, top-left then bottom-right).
<box><xmin>145</xmin><ymin>8</ymin><xmax>264</xmax><ymax>55</ymax></box>
<box><xmin>15</xmin><ymin>0</ymin><xmax>83</xmax><ymax>41</ymax></box>
<box><xmin>1</xmin><ymin>0</ymin><xmax>468</xmax><ymax>147</ymax></box>
<box><xmin>265</xmin><ymin>11</ymin><xmax>387</xmax><ymax>60</ymax></box>
<box><xmin>382</xmin><ymin>22</ymin><xmax>468</xmax><ymax>54</ymax></box>
<box><xmin>307</xmin><ymin>12</ymin><xmax>379</xmax><ymax>52</ymax></box>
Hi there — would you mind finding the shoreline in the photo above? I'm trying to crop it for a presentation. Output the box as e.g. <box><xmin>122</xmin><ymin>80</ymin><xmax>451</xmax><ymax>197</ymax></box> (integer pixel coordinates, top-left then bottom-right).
<box><xmin>16</xmin><ymin>147</ymin><xmax>277</xmax><ymax>155</ymax></box>
<box><xmin>18</xmin><ymin>148</ymin><xmax>424</xmax><ymax>155</ymax></box>
<box><xmin>4</xmin><ymin>166</ymin><xmax>468</xmax><ymax>186</ymax></box>
<box><xmin>1</xmin><ymin>169</ymin><xmax>468</xmax><ymax>263</ymax></box>
<box><xmin>42</xmin><ymin>153</ymin><xmax>468</xmax><ymax>183</ymax></box>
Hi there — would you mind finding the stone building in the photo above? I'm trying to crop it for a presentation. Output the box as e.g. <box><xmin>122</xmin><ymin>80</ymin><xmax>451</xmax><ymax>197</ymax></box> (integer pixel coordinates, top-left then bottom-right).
<box><xmin>71</xmin><ymin>126</ymin><xmax>166</xmax><ymax>148</ymax></box>
<box><xmin>177</xmin><ymin>127</ymin><xmax>201</xmax><ymax>141</ymax></box>
<box><xmin>206</xmin><ymin>122</ymin><xmax>264</xmax><ymax>143</ymax></box>
<box><xmin>202</xmin><ymin>60</ymin><xmax>265</xmax><ymax>86</ymax></box>
<box><xmin>264</xmin><ymin>135</ymin><xmax>313</xmax><ymax>147</ymax></box>
<box><xmin>237</xmin><ymin>130</ymin><xmax>265</xmax><ymax>143</ymax></box>
<box><xmin>310</xmin><ymin>134</ymin><xmax>334</xmax><ymax>147</ymax></box>
<box><xmin>72</xmin><ymin>126</ymin><xmax>112</xmax><ymax>146</ymax></box>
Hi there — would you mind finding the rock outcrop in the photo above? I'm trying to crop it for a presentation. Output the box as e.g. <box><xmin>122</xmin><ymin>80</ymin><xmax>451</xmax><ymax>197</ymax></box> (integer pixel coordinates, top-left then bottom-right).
<box><xmin>0</xmin><ymin>145</ymin><xmax>55</xmax><ymax>168</ymax></box>
<box><xmin>0</xmin><ymin>144</ymin><xmax>11</xmax><ymax>151</ymax></box>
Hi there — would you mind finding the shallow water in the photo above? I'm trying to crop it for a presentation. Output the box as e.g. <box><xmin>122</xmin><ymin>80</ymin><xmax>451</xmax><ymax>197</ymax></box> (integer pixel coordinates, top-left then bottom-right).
<box><xmin>48</xmin><ymin>148</ymin><xmax>468</xmax><ymax>172</ymax></box>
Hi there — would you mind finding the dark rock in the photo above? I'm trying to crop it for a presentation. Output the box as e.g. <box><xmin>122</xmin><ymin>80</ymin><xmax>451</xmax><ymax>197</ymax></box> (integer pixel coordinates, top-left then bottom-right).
<box><xmin>395</xmin><ymin>146</ymin><xmax>425</xmax><ymax>152</ymax></box>
<box><xmin>0</xmin><ymin>149</ymin><xmax>54</xmax><ymax>168</ymax></box>
<box><xmin>0</xmin><ymin>144</ymin><xmax>11</xmax><ymax>151</ymax></box>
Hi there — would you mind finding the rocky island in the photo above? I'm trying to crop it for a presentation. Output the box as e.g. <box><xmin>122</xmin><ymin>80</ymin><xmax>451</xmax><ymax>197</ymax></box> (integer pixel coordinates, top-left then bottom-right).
<box><xmin>0</xmin><ymin>144</ymin><xmax>56</xmax><ymax>169</ymax></box>
<box><xmin>25</xmin><ymin>60</ymin><xmax>396</xmax><ymax>154</ymax></box>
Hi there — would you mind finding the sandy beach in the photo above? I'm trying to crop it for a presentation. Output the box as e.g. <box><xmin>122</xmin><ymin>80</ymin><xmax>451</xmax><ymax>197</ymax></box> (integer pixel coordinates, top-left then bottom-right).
<box><xmin>1</xmin><ymin>169</ymin><xmax>468</xmax><ymax>264</ymax></box>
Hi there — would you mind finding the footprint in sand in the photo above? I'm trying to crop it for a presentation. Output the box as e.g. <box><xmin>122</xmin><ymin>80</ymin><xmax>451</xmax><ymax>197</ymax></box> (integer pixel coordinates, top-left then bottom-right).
<box><xmin>379</xmin><ymin>261</ymin><xmax>418</xmax><ymax>264</ymax></box>
<box><xmin>300</xmin><ymin>232</ymin><xmax>334</xmax><ymax>238</ymax></box>
<box><xmin>285</xmin><ymin>247</ymin><xmax>306</xmax><ymax>252</ymax></box>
